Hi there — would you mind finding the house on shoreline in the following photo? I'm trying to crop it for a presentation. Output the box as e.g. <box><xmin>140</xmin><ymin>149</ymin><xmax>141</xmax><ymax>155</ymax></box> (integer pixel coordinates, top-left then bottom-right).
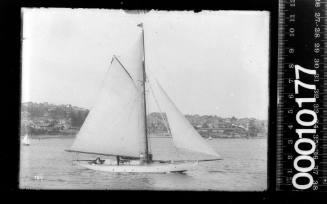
<box><xmin>20</xmin><ymin>102</ymin><xmax>267</xmax><ymax>138</ymax></box>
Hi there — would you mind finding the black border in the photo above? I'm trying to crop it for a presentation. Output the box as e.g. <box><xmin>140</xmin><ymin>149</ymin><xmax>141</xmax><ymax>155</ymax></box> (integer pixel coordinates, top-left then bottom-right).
<box><xmin>2</xmin><ymin>0</ymin><xmax>323</xmax><ymax>203</ymax></box>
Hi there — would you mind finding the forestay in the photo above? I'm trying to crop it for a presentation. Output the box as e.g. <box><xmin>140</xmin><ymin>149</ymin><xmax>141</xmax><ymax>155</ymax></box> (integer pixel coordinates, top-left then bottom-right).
<box><xmin>151</xmin><ymin>78</ymin><xmax>221</xmax><ymax>160</ymax></box>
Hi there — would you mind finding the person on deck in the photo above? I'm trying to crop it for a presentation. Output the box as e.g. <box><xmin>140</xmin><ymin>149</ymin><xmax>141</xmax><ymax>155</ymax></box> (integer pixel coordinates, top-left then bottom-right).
<box><xmin>116</xmin><ymin>156</ymin><xmax>120</xmax><ymax>166</ymax></box>
<box><xmin>94</xmin><ymin>157</ymin><xmax>103</xmax><ymax>164</ymax></box>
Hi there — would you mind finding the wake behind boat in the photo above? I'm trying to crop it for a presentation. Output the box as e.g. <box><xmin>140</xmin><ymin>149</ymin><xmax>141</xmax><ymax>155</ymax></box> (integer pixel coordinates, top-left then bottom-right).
<box><xmin>66</xmin><ymin>23</ymin><xmax>221</xmax><ymax>173</ymax></box>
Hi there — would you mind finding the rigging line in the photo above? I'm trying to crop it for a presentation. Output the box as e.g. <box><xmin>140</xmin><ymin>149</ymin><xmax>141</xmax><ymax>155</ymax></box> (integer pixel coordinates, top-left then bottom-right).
<box><xmin>83</xmin><ymin>57</ymin><xmax>116</xmax><ymax>115</ymax></box>
<box><xmin>113</xmin><ymin>55</ymin><xmax>140</xmax><ymax>91</ymax></box>
<box><xmin>148</xmin><ymin>79</ymin><xmax>171</xmax><ymax>137</ymax></box>
<box><xmin>144</xmin><ymin>87</ymin><xmax>152</xmax><ymax>153</ymax></box>
<box><xmin>65</xmin><ymin>149</ymin><xmax>140</xmax><ymax>160</ymax></box>
<box><xmin>147</xmin><ymin>77</ymin><xmax>186</xmax><ymax>161</ymax></box>
<box><xmin>89</xmin><ymin>56</ymin><xmax>141</xmax><ymax>119</ymax></box>
<box><xmin>135</xmin><ymin>91</ymin><xmax>151</xmax><ymax>154</ymax></box>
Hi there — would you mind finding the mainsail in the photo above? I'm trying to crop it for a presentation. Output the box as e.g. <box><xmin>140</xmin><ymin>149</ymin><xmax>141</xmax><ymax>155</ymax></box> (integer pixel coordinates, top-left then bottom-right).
<box><xmin>69</xmin><ymin>51</ymin><xmax>146</xmax><ymax>158</ymax></box>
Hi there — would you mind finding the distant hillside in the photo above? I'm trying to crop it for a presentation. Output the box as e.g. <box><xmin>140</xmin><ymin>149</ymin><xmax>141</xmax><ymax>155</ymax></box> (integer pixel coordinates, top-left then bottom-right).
<box><xmin>148</xmin><ymin>113</ymin><xmax>267</xmax><ymax>138</ymax></box>
<box><xmin>20</xmin><ymin>102</ymin><xmax>267</xmax><ymax>138</ymax></box>
<box><xmin>21</xmin><ymin>102</ymin><xmax>89</xmax><ymax>135</ymax></box>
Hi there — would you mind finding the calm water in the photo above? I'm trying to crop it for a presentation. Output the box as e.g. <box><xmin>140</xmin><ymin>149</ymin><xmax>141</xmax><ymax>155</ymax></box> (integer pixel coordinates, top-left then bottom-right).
<box><xmin>19</xmin><ymin>136</ymin><xmax>267</xmax><ymax>191</ymax></box>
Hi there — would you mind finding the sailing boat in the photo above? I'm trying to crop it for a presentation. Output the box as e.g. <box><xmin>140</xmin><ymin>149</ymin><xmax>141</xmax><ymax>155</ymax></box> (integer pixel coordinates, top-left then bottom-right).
<box><xmin>22</xmin><ymin>134</ymin><xmax>30</xmax><ymax>146</ymax></box>
<box><xmin>66</xmin><ymin>23</ymin><xmax>221</xmax><ymax>173</ymax></box>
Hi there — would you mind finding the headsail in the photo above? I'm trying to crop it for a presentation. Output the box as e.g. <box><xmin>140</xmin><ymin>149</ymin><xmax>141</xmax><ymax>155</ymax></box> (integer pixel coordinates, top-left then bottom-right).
<box><xmin>69</xmin><ymin>44</ymin><xmax>146</xmax><ymax>158</ymax></box>
<box><xmin>151</xmin><ymin>78</ymin><xmax>221</xmax><ymax>160</ymax></box>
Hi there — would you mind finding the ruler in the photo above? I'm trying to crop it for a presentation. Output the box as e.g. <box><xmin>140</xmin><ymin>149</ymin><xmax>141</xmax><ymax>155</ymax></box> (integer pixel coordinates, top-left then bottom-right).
<box><xmin>276</xmin><ymin>0</ymin><xmax>327</xmax><ymax>191</ymax></box>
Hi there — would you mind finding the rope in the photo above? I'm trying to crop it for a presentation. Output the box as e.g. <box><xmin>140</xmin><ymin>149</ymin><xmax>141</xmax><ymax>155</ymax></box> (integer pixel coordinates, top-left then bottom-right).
<box><xmin>147</xmin><ymin>76</ymin><xmax>186</xmax><ymax>162</ymax></box>
<box><xmin>148</xmin><ymin>82</ymin><xmax>171</xmax><ymax>137</ymax></box>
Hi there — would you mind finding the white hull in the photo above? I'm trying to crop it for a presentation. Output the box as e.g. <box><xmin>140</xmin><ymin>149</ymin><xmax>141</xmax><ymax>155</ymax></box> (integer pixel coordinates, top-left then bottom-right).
<box><xmin>76</xmin><ymin>161</ymin><xmax>198</xmax><ymax>173</ymax></box>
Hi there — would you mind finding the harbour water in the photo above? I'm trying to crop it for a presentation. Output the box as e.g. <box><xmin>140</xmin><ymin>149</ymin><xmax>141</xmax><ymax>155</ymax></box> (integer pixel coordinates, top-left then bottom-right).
<box><xmin>19</xmin><ymin>136</ymin><xmax>267</xmax><ymax>191</ymax></box>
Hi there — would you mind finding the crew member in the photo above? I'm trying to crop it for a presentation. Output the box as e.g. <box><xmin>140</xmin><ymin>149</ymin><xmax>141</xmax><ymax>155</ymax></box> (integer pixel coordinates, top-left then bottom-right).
<box><xmin>116</xmin><ymin>156</ymin><xmax>120</xmax><ymax>166</ymax></box>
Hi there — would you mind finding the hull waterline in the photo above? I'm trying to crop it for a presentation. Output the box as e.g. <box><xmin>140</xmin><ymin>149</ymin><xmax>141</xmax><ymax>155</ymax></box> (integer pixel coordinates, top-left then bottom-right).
<box><xmin>76</xmin><ymin>161</ymin><xmax>198</xmax><ymax>173</ymax></box>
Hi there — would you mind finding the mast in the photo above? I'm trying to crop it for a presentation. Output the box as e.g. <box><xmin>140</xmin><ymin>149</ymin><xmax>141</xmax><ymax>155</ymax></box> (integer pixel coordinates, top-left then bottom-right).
<box><xmin>138</xmin><ymin>23</ymin><xmax>150</xmax><ymax>163</ymax></box>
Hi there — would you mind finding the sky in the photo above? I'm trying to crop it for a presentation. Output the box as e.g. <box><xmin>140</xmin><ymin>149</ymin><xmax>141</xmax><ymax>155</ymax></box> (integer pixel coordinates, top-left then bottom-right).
<box><xmin>21</xmin><ymin>9</ymin><xmax>269</xmax><ymax>120</ymax></box>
